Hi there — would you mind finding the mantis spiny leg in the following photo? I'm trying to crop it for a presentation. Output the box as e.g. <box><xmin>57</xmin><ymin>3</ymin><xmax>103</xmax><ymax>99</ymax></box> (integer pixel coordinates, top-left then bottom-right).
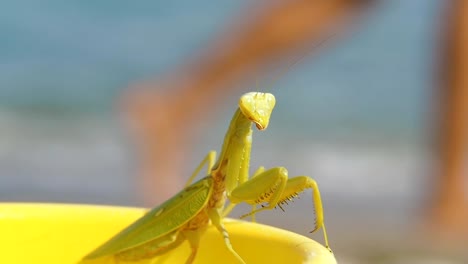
<box><xmin>182</xmin><ymin>229</ymin><xmax>205</xmax><ymax>264</ymax></box>
<box><xmin>208</xmin><ymin>208</ymin><xmax>246</xmax><ymax>264</ymax></box>
<box><xmin>185</xmin><ymin>151</ymin><xmax>216</xmax><ymax>187</ymax></box>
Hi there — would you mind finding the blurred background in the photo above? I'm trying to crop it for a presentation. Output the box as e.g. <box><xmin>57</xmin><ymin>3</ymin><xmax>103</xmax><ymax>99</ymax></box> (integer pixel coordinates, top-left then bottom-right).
<box><xmin>1</xmin><ymin>0</ymin><xmax>467</xmax><ymax>263</ymax></box>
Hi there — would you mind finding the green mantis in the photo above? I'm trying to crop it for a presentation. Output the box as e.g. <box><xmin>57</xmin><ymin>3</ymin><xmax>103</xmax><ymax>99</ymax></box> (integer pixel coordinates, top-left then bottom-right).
<box><xmin>80</xmin><ymin>92</ymin><xmax>330</xmax><ymax>264</ymax></box>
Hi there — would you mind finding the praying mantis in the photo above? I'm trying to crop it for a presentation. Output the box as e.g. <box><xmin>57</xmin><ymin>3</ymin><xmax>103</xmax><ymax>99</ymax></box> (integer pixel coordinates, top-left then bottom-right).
<box><xmin>79</xmin><ymin>92</ymin><xmax>330</xmax><ymax>264</ymax></box>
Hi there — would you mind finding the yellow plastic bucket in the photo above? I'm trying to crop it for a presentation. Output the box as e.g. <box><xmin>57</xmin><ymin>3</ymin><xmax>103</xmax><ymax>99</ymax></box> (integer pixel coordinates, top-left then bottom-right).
<box><xmin>0</xmin><ymin>203</ymin><xmax>336</xmax><ymax>263</ymax></box>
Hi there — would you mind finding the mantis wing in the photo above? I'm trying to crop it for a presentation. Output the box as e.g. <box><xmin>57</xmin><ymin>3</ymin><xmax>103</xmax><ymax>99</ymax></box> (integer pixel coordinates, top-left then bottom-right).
<box><xmin>83</xmin><ymin>176</ymin><xmax>214</xmax><ymax>259</ymax></box>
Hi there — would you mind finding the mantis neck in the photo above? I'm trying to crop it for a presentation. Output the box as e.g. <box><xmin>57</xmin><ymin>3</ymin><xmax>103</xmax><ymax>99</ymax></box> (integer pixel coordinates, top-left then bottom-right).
<box><xmin>212</xmin><ymin>108</ymin><xmax>253</xmax><ymax>174</ymax></box>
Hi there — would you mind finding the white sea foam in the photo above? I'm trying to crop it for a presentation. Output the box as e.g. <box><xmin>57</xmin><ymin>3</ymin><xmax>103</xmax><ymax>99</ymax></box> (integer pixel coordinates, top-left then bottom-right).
<box><xmin>0</xmin><ymin>111</ymin><xmax>433</xmax><ymax>210</ymax></box>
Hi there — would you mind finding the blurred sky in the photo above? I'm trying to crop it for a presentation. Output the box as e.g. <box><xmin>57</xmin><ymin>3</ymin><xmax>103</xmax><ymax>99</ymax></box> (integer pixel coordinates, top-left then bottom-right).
<box><xmin>0</xmin><ymin>0</ymin><xmax>438</xmax><ymax>116</ymax></box>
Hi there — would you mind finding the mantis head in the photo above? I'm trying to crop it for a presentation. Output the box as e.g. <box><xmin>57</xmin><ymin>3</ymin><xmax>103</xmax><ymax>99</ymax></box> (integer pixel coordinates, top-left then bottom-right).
<box><xmin>239</xmin><ymin>92</ymin><xmax>276</xmax><ymax>130</ymax></box>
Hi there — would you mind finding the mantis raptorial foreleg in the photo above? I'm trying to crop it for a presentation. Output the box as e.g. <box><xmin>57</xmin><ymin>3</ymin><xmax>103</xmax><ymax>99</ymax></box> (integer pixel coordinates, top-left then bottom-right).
<box><xmin>222</xmin><ymin>166</ymin><xmax>265</xmax><ymax>221</ymax></box>
<box><xmin>226</xmin><ymin>166</ymin><xmax>330</xmax><ymax>250</ymax></box>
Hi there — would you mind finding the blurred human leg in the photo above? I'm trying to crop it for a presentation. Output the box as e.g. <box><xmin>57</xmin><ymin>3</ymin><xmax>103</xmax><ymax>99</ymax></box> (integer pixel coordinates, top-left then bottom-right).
<box><xmin>430</xmin><ymin>0</ymin><xmax>468</xmax><ymax>236</ymax></box>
